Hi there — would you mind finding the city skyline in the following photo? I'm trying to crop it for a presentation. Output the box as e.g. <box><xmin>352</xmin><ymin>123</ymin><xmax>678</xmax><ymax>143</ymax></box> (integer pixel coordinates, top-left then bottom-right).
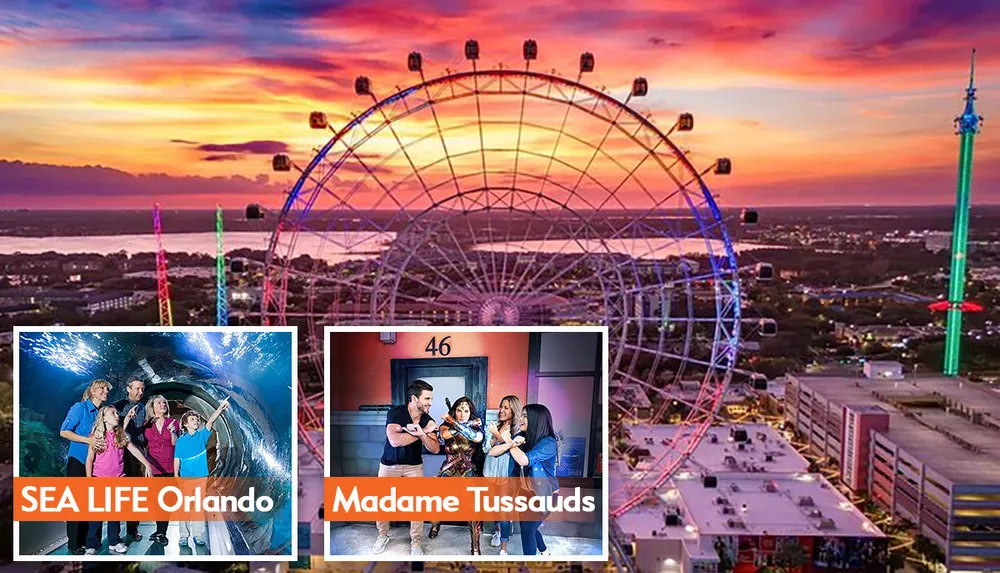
<box><xmin>1</xmin><ymin>0</ymin><xmax>998</xmax><ymax>209</ymax></box>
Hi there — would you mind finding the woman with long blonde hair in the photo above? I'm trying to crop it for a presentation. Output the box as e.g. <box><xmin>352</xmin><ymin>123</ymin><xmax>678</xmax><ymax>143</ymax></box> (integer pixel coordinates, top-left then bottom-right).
<box><xmin>142</xmin><ymin>394</ymin><xmax>179</xmax><ymax>545</ymax></box>
<box><xmin>484</xmin><ymin>394</ymin><xmax>522</xmax><ymax>555</ymax></box>
<box><xmin>58</xmin><ymin>378</ymin><xmax>111</xmax><ymax>555</ymax></box>
<box><xmin>84</xmin><ymin>406</ymin><xmax>153</xmax><ymax>554</ymax></box>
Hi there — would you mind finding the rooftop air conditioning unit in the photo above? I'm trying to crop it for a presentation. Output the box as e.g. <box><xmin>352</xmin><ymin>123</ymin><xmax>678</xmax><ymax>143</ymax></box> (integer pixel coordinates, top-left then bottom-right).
<box><xmin>722</xmin><ymin>506</ymin><xmax>736</xmax><ymax>515</ymax></box>
<box><xmin>727</xmin><ymin>518</ymin><xmax>745</xmax><ymax>529</ymax></box>
<box><xmin>817</xmin><ymin>518</ymin><xmax>837</xmax><ymax>530</ymax></box>
<box><xmin>797</xmin><ymin>496</ymin><xmax>815</xmax><ymax>507</ymax></box>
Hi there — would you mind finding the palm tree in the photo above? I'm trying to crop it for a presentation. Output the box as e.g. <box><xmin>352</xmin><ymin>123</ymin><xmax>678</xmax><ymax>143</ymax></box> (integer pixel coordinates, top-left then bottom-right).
<box><xmin>773</xmin><ymin>539</ymin><xmax>811</xmax><ymax>572</ymax></box>
<box><xmin>913</xmin><ymin>534</ymin><xmax>946</xmax><ymax>569</ymax></box>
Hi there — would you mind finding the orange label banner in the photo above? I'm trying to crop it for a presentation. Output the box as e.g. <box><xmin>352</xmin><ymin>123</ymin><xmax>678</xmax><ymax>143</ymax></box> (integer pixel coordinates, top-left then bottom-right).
<box><xmin>14</xmin><ymin>477</ymin><xmax>280</xmax><ymax>521</ymax></box>
<box><xmin>323</xmin><ymin>477</ymin><xmax>601</xmax><ymax>522</ymax></box>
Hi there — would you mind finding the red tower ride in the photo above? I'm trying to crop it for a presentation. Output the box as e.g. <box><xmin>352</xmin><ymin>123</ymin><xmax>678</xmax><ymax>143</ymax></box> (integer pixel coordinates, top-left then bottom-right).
<box><xmin>153</xmin><ymin>203</ymin><xmax>173</xmax><ymax>326</ymax></box>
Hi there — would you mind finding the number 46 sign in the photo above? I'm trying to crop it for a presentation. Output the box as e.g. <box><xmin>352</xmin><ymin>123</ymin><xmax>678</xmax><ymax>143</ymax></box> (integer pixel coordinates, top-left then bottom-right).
<box><xmin>425</xmin><ymin>336</ymin><xmax>452</xmax><ymax>357</ymax></box>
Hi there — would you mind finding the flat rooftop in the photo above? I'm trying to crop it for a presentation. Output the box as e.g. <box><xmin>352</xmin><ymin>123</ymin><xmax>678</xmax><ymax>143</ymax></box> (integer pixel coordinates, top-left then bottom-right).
<box><xmin>628</xmin><ymin>424</ymin><xmax>809</xmax><ymax>475</ymax></box>
<box><xmin>619</xmin><ymin>474</ymin><xmax>883</xmax><ymax>540</ymax></box>
<box><xmin>791</xmin><ymin>374</ymin><xmax>1000</xmax><ymax>484</ymax></box>
<box><xmin>615</xmin><ymin>500</ymin><xmax>699</xmax><ymax>543</ymax></box>
<box><xmin>674</xmin><ymin>474</ymin><xmax>884</xmax><ymax>538</ymax></box>
<box><xmin>880</xmin><ymin>411</ymin><xmax>1000</xmax><ymax>483</ymax></box>
<box><xmin>793</xmin><ymin>374</ymin><xmax>1000</xmax><ymax>419</ymax></box>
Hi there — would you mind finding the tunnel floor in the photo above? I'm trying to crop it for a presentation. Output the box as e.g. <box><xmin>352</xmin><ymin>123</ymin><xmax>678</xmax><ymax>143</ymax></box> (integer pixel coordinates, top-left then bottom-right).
<box><xmin>330</xmin><ymin>523</ymin><xmax>602</xmax><ymax>557</ymax></box>
<box><xmin>47</xmin><ymin>522</ymin><xmax>213</xmax><ymax>557</ymax></box>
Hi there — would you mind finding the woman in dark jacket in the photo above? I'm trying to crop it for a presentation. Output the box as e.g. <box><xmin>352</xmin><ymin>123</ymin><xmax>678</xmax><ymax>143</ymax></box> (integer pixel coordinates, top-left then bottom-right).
<box><xmin>495</xmin><ymin>403</ymin><xmax>558</xmax><ymax>556</ymax></box>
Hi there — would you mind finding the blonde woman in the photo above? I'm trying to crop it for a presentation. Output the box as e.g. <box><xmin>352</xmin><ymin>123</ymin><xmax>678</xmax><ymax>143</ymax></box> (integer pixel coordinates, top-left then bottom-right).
<box><xmin>484</xmin><ymin>394</ymin><xmax>522</xmax><ymax>555</ymax></box>
<box><xmin>84</xmin><ymin>405</ymin><xmax>153</xmax><ymax>554</ymax></box>
<box><xmin>58</xmin><ymin>379</ymin><xmax>111</xmax><ymax>555</ymax></box>
<box><xmin>142</xmin><ymin>394</ymin><xmax>179</xmax><ymax>545</ymax></box>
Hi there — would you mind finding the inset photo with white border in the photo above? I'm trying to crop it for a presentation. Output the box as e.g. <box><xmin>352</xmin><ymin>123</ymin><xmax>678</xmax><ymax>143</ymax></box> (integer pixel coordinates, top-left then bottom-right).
<box><xmin>13</xmin><ymin>326</ymin><xmax>298</xmax><ymax>562</ymax></box>
<box><xmin>324</xmin><ymin>325</ymin><xmax>608</xmax><ymax>562</ymax></box>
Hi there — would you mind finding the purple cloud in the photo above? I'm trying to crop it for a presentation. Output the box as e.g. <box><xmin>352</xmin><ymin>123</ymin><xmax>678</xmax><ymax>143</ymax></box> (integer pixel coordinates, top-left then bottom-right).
<box><xmin>202</xmin><ymin>154</ymin><xmax>241</xmax><ymax>162</ymax></box>
<box><xmin>195</xmin><ymin>140</ymin><xmax>289</xmax><ymax>155</ymax></box>
<box><xmin>50</xmin><ymin>33</ymin><xmax>208</xmax><ymax>46</ymax></box>
<box><xmin>648</xmin><ymin>36</ymin><xmax>682</xmax><ymax>47</ymax></box>
<box><xmin>0</xmin><ymin>160</ymin><xmax>283</xmax><ymax>201</ymax></box>
<box><xmin>248</xmin><ymin>55</ymin><xmax>342</xmax><ymax>74</ymax></box>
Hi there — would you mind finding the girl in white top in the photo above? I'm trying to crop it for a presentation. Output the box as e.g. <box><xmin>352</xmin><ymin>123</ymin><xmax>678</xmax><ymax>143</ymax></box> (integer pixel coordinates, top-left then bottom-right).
<box><xmin>484</xmin><ymin>394</ymin><xmax>522</xmax><ymax>556</ymax></box>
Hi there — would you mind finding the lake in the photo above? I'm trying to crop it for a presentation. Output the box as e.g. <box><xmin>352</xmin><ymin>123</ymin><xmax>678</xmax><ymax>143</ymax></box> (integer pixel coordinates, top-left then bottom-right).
<box><xmin>0</xmin><ymin>232</ymin><xmax>781</xmax><ymax>263</ymax></box>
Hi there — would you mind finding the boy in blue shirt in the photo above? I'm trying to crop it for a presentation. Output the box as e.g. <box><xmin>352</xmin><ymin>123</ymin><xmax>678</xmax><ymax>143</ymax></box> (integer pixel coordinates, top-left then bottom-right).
<box><xmin>174</xmin><ymin>396</ymin><xmax>229</xmax><ymax>548</ymax></box>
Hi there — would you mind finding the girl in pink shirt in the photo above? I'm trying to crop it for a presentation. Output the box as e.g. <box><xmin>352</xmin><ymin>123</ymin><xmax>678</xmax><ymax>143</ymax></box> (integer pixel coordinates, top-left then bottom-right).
<box><xmin>85</xmin><ymin>406</ymin><xmax>152</xmax><ymax>555</ymax></box>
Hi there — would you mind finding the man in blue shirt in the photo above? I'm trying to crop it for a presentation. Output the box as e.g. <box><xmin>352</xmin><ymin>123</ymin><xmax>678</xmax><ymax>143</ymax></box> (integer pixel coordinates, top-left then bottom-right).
<box><xmin>113</xmin><ymin>377</ymin><xmax>146</xmax><ymax>542</ymax></box>
<box><xmin>58</xmin><ymin>379</ymin><xmax>111</xmax><ymax>555</ymax></box>
<box><xmin>174</xmin><ymin>396</ymin><xmax>229</xmax><ymax>548</ymax></box>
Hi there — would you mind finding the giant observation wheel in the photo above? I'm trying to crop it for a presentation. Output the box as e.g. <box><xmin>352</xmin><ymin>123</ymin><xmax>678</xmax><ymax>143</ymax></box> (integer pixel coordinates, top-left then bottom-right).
<box><xmin>261</xmin><ymin>40</ymin><xmax>743</xmax><ymax>519</ymax></box>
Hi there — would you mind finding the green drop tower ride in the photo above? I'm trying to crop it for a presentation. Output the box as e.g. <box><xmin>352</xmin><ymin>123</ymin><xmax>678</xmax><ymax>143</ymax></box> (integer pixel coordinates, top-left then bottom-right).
<box><xmin>943</xmin><ymin>49</ymin><xmax>983</xmax><ymax>376</ymax></box>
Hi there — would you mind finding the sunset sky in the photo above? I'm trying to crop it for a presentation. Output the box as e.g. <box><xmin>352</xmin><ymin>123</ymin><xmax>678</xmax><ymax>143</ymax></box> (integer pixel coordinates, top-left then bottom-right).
<box><xmin>1</xmin><ymin>0</ymin><xmax>998</xmax><ymax>209</ymax></box>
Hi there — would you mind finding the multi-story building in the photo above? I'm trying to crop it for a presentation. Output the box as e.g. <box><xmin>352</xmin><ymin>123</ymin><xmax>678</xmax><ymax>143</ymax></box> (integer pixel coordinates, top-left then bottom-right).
<box><xmin>616</xmin><ymin>424</ymin><xmax>886</xmax><ymax>573</ymax></box>
<box><xmin>834</xmin><ymin>323</ymin><xmax>933</xmax><ymax>348</ymax></box>
<box><xmin>785</xmin><ymin>373</ymin><xmax>1000</xmax><ymax>571</ymax></box>
<box><xmin>0</xmin><ymin>288</ymin><xmax>137</xmax><ymax>315</ymax></box>
<box><xmin>77</xmin><ymin>291</ymin><xmax>136</xmax><ymax>314</ymax></box>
